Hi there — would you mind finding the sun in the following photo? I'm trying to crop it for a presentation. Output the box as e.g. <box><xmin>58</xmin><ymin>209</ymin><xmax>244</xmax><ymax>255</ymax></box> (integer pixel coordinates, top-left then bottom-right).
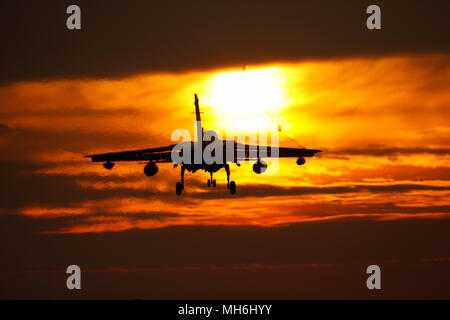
<box><xmin>203</xmin><ymin>66</ymin><xmax>290</xmax><ymax>133</ymax></box>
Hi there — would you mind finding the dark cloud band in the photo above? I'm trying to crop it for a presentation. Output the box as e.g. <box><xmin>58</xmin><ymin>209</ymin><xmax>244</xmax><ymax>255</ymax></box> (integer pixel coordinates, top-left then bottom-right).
<box><xmin>1</xmin><ymin>0</ymin><xmax>450</xmax><ymax>82</ymax></box>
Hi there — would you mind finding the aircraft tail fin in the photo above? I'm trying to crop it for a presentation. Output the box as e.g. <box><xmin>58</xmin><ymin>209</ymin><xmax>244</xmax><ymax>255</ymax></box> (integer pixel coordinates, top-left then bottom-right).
<box><xmin>194</xmin><ymin>93</ymin><xmax>203</xmax><ymax>141</ymax></box>
<box><xmin>194</xmin><ymin>94</ymin><xmax>201</xmax><ymax>122</ymax></box>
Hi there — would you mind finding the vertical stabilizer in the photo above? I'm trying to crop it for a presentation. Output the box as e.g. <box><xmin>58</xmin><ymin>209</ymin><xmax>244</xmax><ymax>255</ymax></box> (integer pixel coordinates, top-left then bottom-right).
<box><xmin>194</xmin><ymin>94</ymin><xmax>203</xmax><ymax>142</ymax></box>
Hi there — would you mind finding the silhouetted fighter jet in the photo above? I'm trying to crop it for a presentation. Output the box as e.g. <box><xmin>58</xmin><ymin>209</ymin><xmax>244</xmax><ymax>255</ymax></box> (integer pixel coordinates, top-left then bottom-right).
<box><xmin>86</xmin><ymin>94</ymin><xmax>321</xmax><ymax>195</ymax></box>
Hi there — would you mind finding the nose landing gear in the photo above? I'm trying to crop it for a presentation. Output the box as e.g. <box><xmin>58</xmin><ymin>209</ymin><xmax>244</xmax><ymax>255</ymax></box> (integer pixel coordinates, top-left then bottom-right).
<box><xmin>207</xmin><ymin>172</ymin><xmax>217</xmax><ymax>188</ymax></box>
<box><xmin>207</xmin><ymin>179</ymin><xmax>217</xmax><ymax>188</ymax></box>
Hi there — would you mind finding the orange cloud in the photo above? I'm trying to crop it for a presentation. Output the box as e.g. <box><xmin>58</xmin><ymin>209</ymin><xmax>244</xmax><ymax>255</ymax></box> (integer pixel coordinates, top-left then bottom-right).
<box><xmin>1</xmin><ymin>54</ymin><xmax>449</xmax><ymax>234</ymax></box>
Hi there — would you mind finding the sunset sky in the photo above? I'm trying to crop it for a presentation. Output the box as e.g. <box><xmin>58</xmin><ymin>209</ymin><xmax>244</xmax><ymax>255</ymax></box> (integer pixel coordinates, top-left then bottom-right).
<box><xmin>1</xmin><ymin>1</ymin><xmax>450</xmax><ymax>299</ymax></box>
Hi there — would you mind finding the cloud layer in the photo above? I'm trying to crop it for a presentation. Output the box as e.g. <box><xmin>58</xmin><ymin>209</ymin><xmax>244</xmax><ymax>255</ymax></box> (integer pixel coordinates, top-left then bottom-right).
<box><xmin>1</xmin><ymin>1</ymin><xmax>450</xmax><ymax>82</ymax></box>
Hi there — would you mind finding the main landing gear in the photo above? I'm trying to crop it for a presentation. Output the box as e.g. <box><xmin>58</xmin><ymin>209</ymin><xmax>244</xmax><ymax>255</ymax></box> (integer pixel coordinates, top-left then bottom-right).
<box><xmin>176</xmin><ymin>165</ymin><xmax>186</xmax><ymax>195</ymax></box>
<box><xmin>176</xmin><ymin>181</ymin><xmax>183</xmax><ymax>195</ymax></box>
<box><xmin>229</xmin><ymin>181</ymin><xmax>236</xmax><ymax>195</ymax></box>
<box><xmin>175</xmin><ymin>165</ymin><xmax>236</xmax><ymax>195</ymax></box>
<box><xmin>225</xmin><ymin>164</ymin><xmax>236</xmax><ymax>195</ymax></box>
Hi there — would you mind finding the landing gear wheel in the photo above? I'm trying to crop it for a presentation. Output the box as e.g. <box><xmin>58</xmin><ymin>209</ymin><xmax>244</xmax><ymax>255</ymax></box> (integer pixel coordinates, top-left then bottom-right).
<box><xmin>176</xmin><ymin>182</ymin><xmax>183</xmax><ymax>195</ymax></box>
<box><xmin>207</xmin><ymin>180</ymin><xmax>211</xmax><ymax>187</ymax></box>
<box><xmin>229</xmin><ymin>181</ymin><xmax>236</xmax><ymax>195</ymax></box>
<box><xmin>213</xmin><ymin>179</ymin><xmax>216</xmax><ymax>187</ymax></box>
